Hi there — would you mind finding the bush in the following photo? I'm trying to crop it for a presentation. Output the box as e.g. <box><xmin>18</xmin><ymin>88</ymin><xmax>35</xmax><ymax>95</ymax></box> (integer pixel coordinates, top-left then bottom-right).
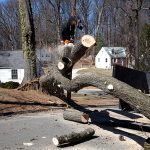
<box><xmin>0</xmin><ymin>81</ymin><xmax>20</xmax><ymax>89</ymax></box>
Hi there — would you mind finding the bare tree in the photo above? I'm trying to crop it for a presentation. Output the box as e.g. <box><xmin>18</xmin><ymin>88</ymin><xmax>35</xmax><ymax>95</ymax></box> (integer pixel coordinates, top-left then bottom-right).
<box><xmin>77</xmin><ymin>0</ymin><xmax>92</xmax><ymax>34</ymax></box>
<box><xmin>95</xmin><ymin>0</ymin><xmax>106</xmax><ymax>41</ymax></box>
<box><xmin>0</xmin><ymin>0</ymin><xmax>21</xmax><ymax>50</ymax></box>
<box><xmin>124</xmin><ymin>0</ymin><xmax>144</xmax><ymax>69</ymax></box>
<box><xmin>72</xmin><ymin>0</ymin><xmax>76</xmax><ymax>16</ymax></box>
<box><xmin>56</xmin><ymin>0</ymin><xmax>61</xmax><ymax>44</ymax></box>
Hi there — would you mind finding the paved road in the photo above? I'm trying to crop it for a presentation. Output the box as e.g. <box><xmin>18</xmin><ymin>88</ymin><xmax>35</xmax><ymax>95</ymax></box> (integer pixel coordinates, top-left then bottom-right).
<box><xmin>77</xmin><ymin>89</ymin><xmax>105</xmax><ymax>96</ymax></box>
<box><xmin>0</xmin><ymin>109</ymin><xmax>149</xmax><ymax>150</ymax></box>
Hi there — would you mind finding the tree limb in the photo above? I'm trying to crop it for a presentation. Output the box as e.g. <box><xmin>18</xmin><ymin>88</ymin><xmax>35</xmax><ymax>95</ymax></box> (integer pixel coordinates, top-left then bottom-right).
<box><xmin>39</xmin><ymin>66</ymin><xmax>150</xmax><ymax>119</ymax></box>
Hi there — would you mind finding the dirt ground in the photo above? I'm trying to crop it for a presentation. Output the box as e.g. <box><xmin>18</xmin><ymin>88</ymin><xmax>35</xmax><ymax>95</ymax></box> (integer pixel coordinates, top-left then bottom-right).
<box><xmin>0</xmin><ymin>68</ymin><xmax>119</xmax><ymax>116</ymax></box>
<box><xmin>0</xmin><ymin>87</ymin><xmax>118</xmax><ymax>116</ymax></box>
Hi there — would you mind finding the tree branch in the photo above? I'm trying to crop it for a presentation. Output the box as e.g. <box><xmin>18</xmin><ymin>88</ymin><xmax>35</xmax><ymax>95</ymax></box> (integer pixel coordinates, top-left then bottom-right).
<box><xmin>40</xmin><ymin>66</ymin><xmax>150</xmax><ymax>119</ymax></box>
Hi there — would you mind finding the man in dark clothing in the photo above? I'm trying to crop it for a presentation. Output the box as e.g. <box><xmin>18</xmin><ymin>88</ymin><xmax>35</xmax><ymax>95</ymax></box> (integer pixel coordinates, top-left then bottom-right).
<box><xmin>61</xmin><ymin>16</ymin><xmax>77</xmax><ymax>43</ymax></box>
<box><xmin>61</xmin><ymin>16</ymin><xmax>83</xmax><ymax>44</ymax></box>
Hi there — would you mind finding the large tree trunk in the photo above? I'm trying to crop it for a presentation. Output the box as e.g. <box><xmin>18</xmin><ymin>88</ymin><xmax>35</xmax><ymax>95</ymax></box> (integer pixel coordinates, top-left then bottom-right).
<box><xmin>18</xmin><ymin>0</ymin><xmax>37</xmax><ymax>81</ymax></box>
<box><xmin>40</xmin><ymin>65</ymin><xmax>150</xmax><ymax>119</ymax></box>
<box><xmin>39</xmin><ymin>35</ymin><xmax>150</xmax><ymax>119</ymax></box>
<box><xmin>40</xmin><ymin>35</ymin><xmax>95</xmax><ymax>96</ymax></box>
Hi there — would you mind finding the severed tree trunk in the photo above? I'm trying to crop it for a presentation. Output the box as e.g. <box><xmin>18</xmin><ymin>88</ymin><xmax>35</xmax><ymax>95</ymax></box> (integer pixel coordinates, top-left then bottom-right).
<box><xmin>63</xmin><ymin>110</ymin><xmax>89</xmax><ymax>123</ymax></box>
<box><xmin>40</xmin><ymin>35</ymin><xmax>95</xmax><ymax>96</ymax></box>
<box><xmin>57</xmin><ymin>35</ymin><xmax>96</xmax><ymax>99</ymax></box>
<box><xmin>39</xmin><ymin>64</ymin><xmax>150</xmax><ymax>119</ymax></box>
<box><xmin>52</xmin><ymin>128</ymin><xmax>95</xmax><ymax>146</ymax></box>
<box><xmin>19</xmin><ymin>34</ymin><xmax>150</xmax><ymax>120</ymax></box>
<box><xmin>39</xmin><ymin>35</ymin><xmax>150</xmax><ymax>119</ymax></box>
<box><xmin>57</xmin><ymin>35</ymin><xmax>96</xmax><ymax>75</ymax></box>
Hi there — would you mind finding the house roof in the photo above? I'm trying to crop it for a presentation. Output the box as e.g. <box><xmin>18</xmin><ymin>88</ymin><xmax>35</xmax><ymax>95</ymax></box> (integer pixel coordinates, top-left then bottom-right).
<box><xmin>0</xmin><ymin>50</ymin><xmax>25</xmax><ymax>69</ymax></box>
<box><xmin>101</xmin><ymin>47</ymin><xmax>126</xmax><ymax>58</ymax></box>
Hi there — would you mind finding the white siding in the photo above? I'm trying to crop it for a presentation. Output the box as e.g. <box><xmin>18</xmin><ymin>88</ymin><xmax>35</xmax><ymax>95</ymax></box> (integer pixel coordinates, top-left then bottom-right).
<box><xmin>0</xmin><ymin>69</ymin><xmax>24</xmax><ymax>84</ymax></box>
<box><xmin>95</xmin><ymin>48</ymin><xmax>111</xmax><ymax>69</ymax></box>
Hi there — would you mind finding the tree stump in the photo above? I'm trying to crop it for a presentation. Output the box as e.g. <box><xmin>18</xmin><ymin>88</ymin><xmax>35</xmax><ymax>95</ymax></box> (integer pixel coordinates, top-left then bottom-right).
<box><xmin>52</xmin><ymin>128</ymin><xmax>95</xmax><ymax>146</ymax></box>
<box><xmin>63</xmin><ymin>110</ymin><xmax>89</xmax><ymax>123</ymax></box>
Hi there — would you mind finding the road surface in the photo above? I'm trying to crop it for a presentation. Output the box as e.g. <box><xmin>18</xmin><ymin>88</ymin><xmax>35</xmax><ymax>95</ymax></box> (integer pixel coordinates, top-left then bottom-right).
<box><xmin>0</xmin><ymin>109</ymin><xmax>149</xmax><ymax>150</ymax></box>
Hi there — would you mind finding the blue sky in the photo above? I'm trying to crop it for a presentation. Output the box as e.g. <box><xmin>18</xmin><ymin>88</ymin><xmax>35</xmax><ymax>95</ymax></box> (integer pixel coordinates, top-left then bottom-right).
<box><xmin>0</xmin><ymin>0</ymin><xmax>7</xmax><ymax>2</ymax></box>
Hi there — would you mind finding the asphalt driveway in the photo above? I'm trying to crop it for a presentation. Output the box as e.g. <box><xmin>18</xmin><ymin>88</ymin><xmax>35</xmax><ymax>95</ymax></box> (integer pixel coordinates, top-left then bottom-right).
<box><xmin>0</xmin><ymin>108</ymin><xmax>149</xmax><ymax>150</ymax></box>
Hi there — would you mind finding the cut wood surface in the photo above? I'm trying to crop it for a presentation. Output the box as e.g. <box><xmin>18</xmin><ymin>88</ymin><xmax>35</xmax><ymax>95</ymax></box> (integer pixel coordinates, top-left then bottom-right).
<box><xmin>63</xmin><ymin>109</ymin><xmax>89</xmax><ymax>123</ymax></box>
<box><xmin>52</xmin><ymin>128</ymin><xmax>95</xmax><ymax>146</ymax></box>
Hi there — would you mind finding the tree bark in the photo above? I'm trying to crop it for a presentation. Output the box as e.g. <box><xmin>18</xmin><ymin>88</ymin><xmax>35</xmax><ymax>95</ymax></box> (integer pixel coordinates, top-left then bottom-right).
<box><xmin>52</xmin><ymin>128</ymin><xmax>95</xmax><ymax>146</ymax></box>
<box><xmin>56</xmin><ymin>0</ymin><xmax>61</xmax><ymax>44</ymax></box>
<box><xmin>57</xmin><ymin>35</ymin><xmax>96</xmax><ymax>75</ymax></box>
<box><xmin>18</xmin><ymin>0</ymin><xmax>37</xmax><ymax>81</ymax></box>
<box><xmin>71</xmin><ymin>0</ymin><xmax>76</xmax><ymax>17</ymax></box>
<box><xmin>19</xmin><ymin>34</ymin><xmax>150</xmax><ymax>120</ymax></box>
<box><xmin>63</xmin><ymin>110</ymin><xmax>89</xmax><ymax>123</ymax></box>
<box><xmin>40</xmin><ymin>35</ymin><xmax>95</xmax><ymax>96</ymax></box>
<box><xmin>39</xmin><ymin>66</ymin><xmax>150</xmax><ymax>119</ymax></box>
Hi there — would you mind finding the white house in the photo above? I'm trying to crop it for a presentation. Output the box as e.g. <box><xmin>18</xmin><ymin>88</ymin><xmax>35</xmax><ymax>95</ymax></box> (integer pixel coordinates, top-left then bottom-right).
<box><xmin>0</xmin><ymin>50</ymin><xmax>43</xmax><ymax>84</ymax></box>
<box><xmin>95</xmin><ymin>47</ymin><xmax>127</xmax><ymax>69</ymax></box>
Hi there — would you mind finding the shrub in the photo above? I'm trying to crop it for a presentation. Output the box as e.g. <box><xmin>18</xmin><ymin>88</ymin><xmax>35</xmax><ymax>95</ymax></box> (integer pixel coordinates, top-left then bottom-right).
<box><xmin>0</xmin><ymin>81</ymin><xmax>20</xmax><ymax>89</ymax></box>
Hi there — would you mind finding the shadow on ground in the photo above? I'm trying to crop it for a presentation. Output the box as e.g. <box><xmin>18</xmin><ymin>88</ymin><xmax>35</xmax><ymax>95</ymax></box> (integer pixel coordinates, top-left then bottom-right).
<box><xmin>59</xmin><ymin>95</ymin><xmax>150</xmax><ymax>147</ymax></box>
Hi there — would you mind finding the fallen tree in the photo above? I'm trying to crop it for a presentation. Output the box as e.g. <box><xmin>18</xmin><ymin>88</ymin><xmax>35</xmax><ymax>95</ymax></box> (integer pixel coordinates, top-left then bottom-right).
<box><xmin>19</xmin><ymin>34</ymin><xmax>150</xmax><ymax>119</ymax></box>
<box><xmin>40</xmin><ymin>64</ymin><xmax>150</xmax><ymax>119</ymax></box>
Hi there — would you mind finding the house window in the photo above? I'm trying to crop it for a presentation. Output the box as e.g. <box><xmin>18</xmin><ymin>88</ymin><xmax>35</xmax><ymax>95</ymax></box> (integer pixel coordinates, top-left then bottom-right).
<box><xmin>11</xmin><ymin>69</ymin><xmax>18</xmax><ymax>79</ymax></box>
<box><xmin>105</xmin><ymin>58</ymin><xmax>107</xmax><ymax>62</ymax></box>
<box><xmin>98</xmin><ymin>58</ymin><xmax>100</xmax><ymax>62</ymax></box>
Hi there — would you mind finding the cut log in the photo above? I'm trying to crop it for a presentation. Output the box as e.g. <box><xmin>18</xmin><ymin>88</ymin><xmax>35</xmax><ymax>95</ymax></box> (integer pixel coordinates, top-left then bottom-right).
<box><xmin>63</xmin><ymin>110</ymin><xmax>89</xmax><ymax>123</ymax></box>
<box><xmin>57</xmin><ymin>35</ymin><xmax>96</xmax><ymax>75</ymax></box>
<box><xmin>52</xmin><ymin>128</ymin><xmax>95</xmax><ymax>146</ymax></box>
<box><xmin>69</xmin><ymin>35</ymin><xmax>96</xmax><ymax>66</ymax></box>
